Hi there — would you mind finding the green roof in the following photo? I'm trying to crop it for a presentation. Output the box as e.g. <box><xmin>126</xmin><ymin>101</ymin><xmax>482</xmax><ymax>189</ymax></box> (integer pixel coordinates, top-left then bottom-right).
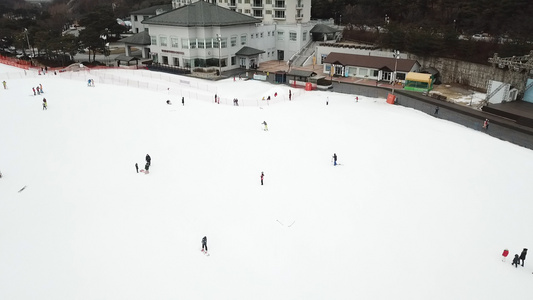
<box><xmin>119</xmin><ymin>31</ymin><xmax>151</xmax><ymax>45</ymax></box>
<box><xmin>142</xmin><ymin>1</ymin><xmax>261</xmax><ymax>27</ymax></box>
<box><xmin>235</xmin><ymin>46</ymin><xmax>265</xmax><ymax>56</ymax></box>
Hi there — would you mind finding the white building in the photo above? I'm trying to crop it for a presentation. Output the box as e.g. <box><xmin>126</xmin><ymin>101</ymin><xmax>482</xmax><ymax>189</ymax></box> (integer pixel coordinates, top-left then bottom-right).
<box><xmin>138</xmin><ymin>0</ymin><xmax>314</xmax><ymax>70</ymax></box>
<box><xmin>130</xmin><ymin>4</ymin><xmax>173</xmax><ymax>33</ymax></box>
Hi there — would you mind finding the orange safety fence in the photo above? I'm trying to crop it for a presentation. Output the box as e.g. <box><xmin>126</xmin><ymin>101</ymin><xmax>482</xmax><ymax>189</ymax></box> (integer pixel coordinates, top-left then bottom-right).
<box><xmin>0</xmin><ymin>55</ymin><xmax>31</xmax><ymax>70</ymax></box>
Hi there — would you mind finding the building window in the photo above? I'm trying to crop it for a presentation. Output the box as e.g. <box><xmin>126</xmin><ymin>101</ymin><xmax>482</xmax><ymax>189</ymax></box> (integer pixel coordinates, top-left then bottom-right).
<box><xmin>231</xmin><ymin>56</ymin><xmax>236</xmax><ymax>65</ymax></box>
<box><xmin>162</xmin><ymin>56</ymin><xmax>169</xmax><ymax>65</ymax></box>
<box><xmin>274</xmin><ymin>10</ymin><xmax>285</xmax><ymax>19</ymax></box>
<box><xmin>266</xmin><ymin>0</ymin><xmax>271</xmax><ymax>4</ymax></box>
<box><xmin>303</xmin><ymin>31</ymin><xmax>307</xmax><ymax>41</ymax></box>
<box><xmin>173</xmin><ymin>57</ymin><xmax>179</xmax><ymax>66</ymax></box>
<box><xmin>189</xmin><ymin>39</ymin><xmax>197</xmax><ymax>49</ymax></box>
<box><xmin>134</xmin><ymin>15</ymin><xmax>138</xmax><ymax>21</ymax></box>
<box><xmin>272</xmin><ymin>31</ymin><xmax>275</xmax><ymax>36</ymax></box>
<box><xmin>260</xmin><ymin>32</ymin><xmax>263</xmax><ymax>38</ymax></box>
<box><xmin>267</xmin><ymin>31</ymin><xmax>270</xmax><ymax>36</ymax></box>
<box><xmin>160</xmin><ymin>36</ymin><xmax>167</xmax><ymax>46</ymax></box>
<box><xmin>143</xmin><ymin>15</ymin><xmax>149</xmax><ymax>20</ymax></box>
<box><xmin>255</xmin><ymin>33</ymin><xmax>259</xmax><ymax>38</ymax></box>
<box><xmin>289</xmin><ymin>32</ymin><xmax>296</xmax><ymax>41</ymax></box>
<box><xmin>171</xmin><ymin>37</ymin><xmax>180</xmax><ymax>48</ymax></box>
<box><xmin>151</xmin><ymin>36</ymin><xmax>157</xmax><ymax>45</ymax></box>
<box><xmin>241</xmin><ymin>34</ymin><xmax>247</xmax><ymax>45</ymax></box>
<box><xmin>251</xmin><ymin>34</ymin><xmax>254</xmax><ymax>39</ymax></box>
<box><xmin>245</xmin><ymin>9</ymin><xmax>250</xmax><ymax>14</ymax></box>
<box><xmin>244</xmin><ymin>0</ymin><xmax>250</xmax><ymax>3</ymax></box>
<box><xmin>231</xmin><ymin>36</ymin><xmax>237</xmax><ymax>47</ymax></box>
<box><xmin>197</xmin><ymin>39</ymin><xmax>205</xmax><ymax>49</ymax></box>
<box><xmin>277</xmin><ymin>31</ymin><xmax>283</xmax><ymax>40</ymax></box>
<box><xmin>183</xmin><ymin>58</ymin><xmax>191</xmax><ymax>68</ymax></box>
<box><xmin>221</xmin><ymin>38</ymin><xmax>227</xmax><ymax>48</ymax></box>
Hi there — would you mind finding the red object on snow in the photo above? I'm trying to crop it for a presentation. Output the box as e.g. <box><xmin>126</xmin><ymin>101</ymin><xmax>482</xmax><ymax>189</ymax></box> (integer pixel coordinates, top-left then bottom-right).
<box><xmin>502</xmin><ymin>249</ymin><xmax>509</xmax><ymax>257</ymax></box>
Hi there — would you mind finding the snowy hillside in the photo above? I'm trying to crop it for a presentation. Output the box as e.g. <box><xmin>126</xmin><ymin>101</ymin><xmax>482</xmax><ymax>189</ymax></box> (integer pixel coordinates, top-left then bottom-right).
<box><xmin>1</xmin><ymin>64</ymin><xmax>532</xmax><ymax>300</ymax></box>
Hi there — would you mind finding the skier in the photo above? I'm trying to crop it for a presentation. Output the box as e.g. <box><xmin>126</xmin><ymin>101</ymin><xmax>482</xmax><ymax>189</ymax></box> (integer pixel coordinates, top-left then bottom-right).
<box><xmin>146</xmin><ymin>154</ymin><xmax>151</xmax><ymax>165</ymax></box>
<box><xmin>87</xmin><ymin>79</ymin><xmax>91</xmax><ymax>86</ymax></box>
<box><xmin>512</xmin><ymin>254</ymin><xmax>520</xmax><ymax>268</ymax></box>
<box><xmin>356</xmin><ymin>96</ymin><xmax>359</xmax><ymax>102</ymax></box>
<box><xmin>182</xmin><ymin>96</ymin><xmax>185</xmax><ymax>106</ymax></box>
<box><xmin>36</xmin><ymin>86</ymin><xmax>40</xmax><ymax>95</ymax></box>
<box><xmin>166</xmin><ymin>100</ymin><xmax>172</xmax><ymax>105</ymax></box>
<box><xmin>39</xmin><ymin>84</ymin><xmax>43</xmax><ymax>93</ymax></box>
<box><xmin>42</xmin><ymin>98</ymin><xmax>47</xmax><ymax>110</ymax></box>
<box><xmin>289</xmin><ymin>90</ymin><xmax>292</xmax><ymax>100</ymax></box>
<box><xmin>202</xmin><ymin>236</ymin><xmax>208</xmax><ymax>252</ymax></box>
<box><xmin>483</xmin><ymin>119</ymin><xmax>489</xmax><ymax>129</ymax></box>
<box><xmin>262</xmin><ymin>121</ymin><xmax>268</xmax><ymax>131</ymax></box>
<box><xmin>32</xmin><ymin>87</ymin><xmax>36</xmax><ymax>95</ymax></box>
<box><xmin>434</xmin><ymin>106</ymin><xmax>439</xmax><ymax>114</ymax></box>
<box><xmin>215</xmin><ymin>94</ymin><xmax>217</xmax><ymax>103</ymax></box>
<box><xmin>135</xmin><ymin>163</ymin><xmax>139</xmax><ymax>173</ymax></box>
<box><xmin>326</xmin><ymin>97</ymin><xmax>329</xmax><ymax>105</ymax></box>
<box><xmin>332</xmin><ymin>153</ymin><xmax>337</xmax><ymax>166</ymax></box>
<box><xmin>145</xmin><ymin>162</ymin><xmax>150</xmax><ymax>173</ymax></box>
<box><xmin>261</xmin><ymin>172</ymin><xmax>264</xmax><ymax>185</ymax></box>
<box><xmin>502</xmin><ymin>249</ymin><xmax>509</xmax><ymax>262</ymax></box>
<box><xmin>2</xmin><ymin>80</ymin><xmax>6</xmax><ymax>89</ymax></box>
<box><xmin>519</xmin><ymin>248</ymin><xmax>527</xmax><ymax>267</ymax></box>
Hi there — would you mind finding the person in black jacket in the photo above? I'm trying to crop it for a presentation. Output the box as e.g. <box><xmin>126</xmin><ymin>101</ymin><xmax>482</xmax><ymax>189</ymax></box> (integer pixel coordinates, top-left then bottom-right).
<box><xmin>520</xmin><ymin>248</ymin><xmax>528</xmax><ymax>267</ymax></box>
<box><xmin>146</xmin><ymin>154</ymin><xmax>151</xmax><ymax>164</ymax></box>
<box><xmin>202</xmin><ymin>236</ymin><xmax>208</xmax><ymax>251</ymax></box>
<box><xmin>512</xmin><ymin>254</ymin><xmax>520</xmax><ymax>268</ymax></box>
<box><xmin>333</xmin><ymin>153</ymin><xmax>337</xmax><ymax>166</ymax></box>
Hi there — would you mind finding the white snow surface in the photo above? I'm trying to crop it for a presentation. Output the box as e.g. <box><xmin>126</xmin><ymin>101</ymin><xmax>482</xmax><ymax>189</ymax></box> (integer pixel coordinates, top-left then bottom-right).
<box><xmin>1</xmin><ymin>64</ymin><xmax>533</xmax><ymax>300</ymax></box>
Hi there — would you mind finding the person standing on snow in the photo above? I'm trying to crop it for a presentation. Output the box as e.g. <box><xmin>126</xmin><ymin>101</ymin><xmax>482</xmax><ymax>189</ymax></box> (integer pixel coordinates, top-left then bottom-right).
<box><xmin>135</xmin><ymin>163</ymin><xmax>139</xmax><ymax>173</ymax></box>
<box><xmin>332</xmin><ymin>153</ymin><xmax>338</xmax><ymax>166</ymax></box>
<box><xmin>2</xmin><ymin>80</ymin><xmax>6</xmax><ymax>89</ymax></box>
<box><xmin>202</xmin><ymin>236</ymin><xmax>208</xmax><ymax>252</ymax></box>
<box><xmin>145</xmin><ymin>154</ymin><xmax>151</xmax><ymax>166</ymax></box>
<box><xmin>512</xmin><ymin>254</ymin><xmax>520</xmax><ymax>268</ymax></box>
<box><xmin>519</xmin><ymin>248</ymin><xmax>527</xmax><ymax>267</ymax></box>
<box><xmin>261</xmin><ymin>172</ymin><xmax>264</xmax><ymax>185</ymax></box>
<box><xmin>434</xmin><ymin>106</ymin><xmax>439</xmax><ymax>114</ymax></box>
<box><xmin>182</xmin><ymin>97</ymin><xmax>185</xmax><ymax>106</ymax></box>
<box><xmin>42</xmin><ymin>98</ymin><xmax>47</xmax><ymax>110</ymax></box>
<box><xmin>262</xmin><ymin>121</ymin><xmax>268</xmax><ymax>131</ymax></box>
<box><xmin>32</xmin><ymin>87</ymin><xmax>36</xmax><ymax>95</ymax></box>
<box><xmin>483</xmin><ymin>119</ymin><xmax>489</xmax><ymax>129</ymax></box>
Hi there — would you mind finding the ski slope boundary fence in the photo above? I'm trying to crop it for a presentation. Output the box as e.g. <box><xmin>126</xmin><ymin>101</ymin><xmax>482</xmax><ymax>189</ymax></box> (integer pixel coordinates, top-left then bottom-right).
<box><xmin>61</xmin><ymin>67</ymin><xmax>304</xmax><ymax>107</ymax></box>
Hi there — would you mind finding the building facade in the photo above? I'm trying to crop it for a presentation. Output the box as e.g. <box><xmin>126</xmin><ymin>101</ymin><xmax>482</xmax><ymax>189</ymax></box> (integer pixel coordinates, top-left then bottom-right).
<box><xmin>140</xmin><ymin>0</ymin><xmax>313</xmax><ymax>70</ymax></box>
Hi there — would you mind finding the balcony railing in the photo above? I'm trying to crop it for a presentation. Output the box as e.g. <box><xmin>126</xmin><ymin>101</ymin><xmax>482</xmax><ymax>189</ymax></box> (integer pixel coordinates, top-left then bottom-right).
<box><xmin>252</xmin><ymin>0</ymin><xmax>263</xmax><ymax>8</ymax></box>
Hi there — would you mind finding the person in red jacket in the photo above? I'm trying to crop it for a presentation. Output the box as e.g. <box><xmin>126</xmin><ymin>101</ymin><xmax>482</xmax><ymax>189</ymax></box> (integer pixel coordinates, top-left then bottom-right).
<box><xmin>502</xmin><ymin>249</ymin><xmax>509</xmax><ymax>262</ymax></box>
<box><xmin>260</xmin><ymin>172</ymin><xmax>264</xmax><ymax>185</ymax></box>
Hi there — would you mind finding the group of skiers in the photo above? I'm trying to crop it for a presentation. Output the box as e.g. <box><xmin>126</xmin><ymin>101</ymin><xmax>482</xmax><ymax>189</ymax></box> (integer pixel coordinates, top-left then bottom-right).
<box><xmin>503</xmin><ymin>248</ymin><xmax>528</xmax><ymax>269</ymax></box>
<box><xmin>32</xmin><ymin>84</ymin><xmax>43</xmax><ymax>95</ymax></box>
<box><xmin>135</xmin><ymin>154</ymin><xmax>151</xmax><ymax>174</ymax></box>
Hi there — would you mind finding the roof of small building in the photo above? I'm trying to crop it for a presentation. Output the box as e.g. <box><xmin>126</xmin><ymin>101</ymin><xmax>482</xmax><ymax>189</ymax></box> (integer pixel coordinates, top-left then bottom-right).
<box><xmin>142</xmin><ymin>1</ymin><xmax>261</xmax><ymax>27</ymax></box>
<box><xmin>115</xmin><ymin>55</ymin><xmax>140</xmax><ymax>62</ymax></box>
<box><xmin>287</xmin><ymin>69</ymin><xmax>317</xmax><ymax>77</ymax></box>
<box><xmin>131</xmin><ymin>4</ymin><xmax>173</xmax><ymax>16</ymax></box>
<box><xmin>310</xmin><ymin>24</ymin><xmax>340</xmax><ymax>34</ymax></box>
<box><xmin>235</xmin><ymin>46</ymin><xmax>265</xmax><ymax>56</ymax></box>
<box><xmin>323</xmin><ymin>52</ymin><xmax>419</xmax><ymax>72</ymax></box>
<box><xmin>119</xmin><ymin>31</ymin><xmax>151</xmax><ymax>45</ymax></box>
<box><xmin>406</xmin><ymin>72</ymin><xmax>432</xmax><ymax>84</ymax></box>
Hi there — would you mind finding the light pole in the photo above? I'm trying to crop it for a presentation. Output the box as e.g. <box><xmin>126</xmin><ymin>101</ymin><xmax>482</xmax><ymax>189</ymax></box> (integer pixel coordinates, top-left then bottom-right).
<box><xmin>24</xmin><ymin>28</ymin><xmax>32</xmax><ymax>57</ymax></box>
<box><xmin>391</xmin><ymin>50</ymin><xmax>400</xmax><ymax>94</ymax></box>
<box><xmin>216</xmin><ymin>34</ymin><xmax>222</xmax><ymax>76</ymax></box>
<box><xmin>100</xmin><ymin>28</ymin><xmax>109</xmax><ymax>65</ymax></box>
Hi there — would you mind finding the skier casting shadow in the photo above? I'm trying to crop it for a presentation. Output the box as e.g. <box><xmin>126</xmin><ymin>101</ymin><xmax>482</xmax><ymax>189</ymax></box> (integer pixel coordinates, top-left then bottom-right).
<box><xmin>202</xmin><ymin>236</ymin><xmax>208</xmax><ymax>252</ymax></box>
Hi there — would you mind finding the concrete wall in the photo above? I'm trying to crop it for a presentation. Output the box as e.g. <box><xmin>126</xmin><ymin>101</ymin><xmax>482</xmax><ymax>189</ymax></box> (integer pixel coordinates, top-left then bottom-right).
<box><xmin>412</xmin><ymin>55</ymin><xmax>528</xmax><ymax>93</ymax></box>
